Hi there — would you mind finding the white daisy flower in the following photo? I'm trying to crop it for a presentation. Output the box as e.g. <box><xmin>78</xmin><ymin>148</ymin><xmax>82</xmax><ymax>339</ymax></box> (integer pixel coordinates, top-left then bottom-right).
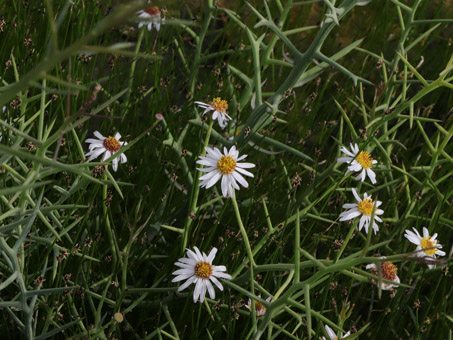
<box><xmin>137</xmin><ymin>5</ymin><xmax>165</xmax><ymax>31</ymax></box>
<box><xmin>337</xmin><ymin>143</ymin><xmax>378</xmax><ymax>184</ymax></box>
<box><xmin>194</xmin><ymin>97</ymin><xmax>232</xmax><ymax>129</ymax></box>
<box><xmin>322</xmin><ymin>325</ymin><xmax>351</xmax><ymax>340</ymax></box>
<box><xmin>339</xmin><ymin>188</ymin><xmax>383</xmax><ymax>234</ymax></box>
<box><xmin>366</xmin><ymin>257</ymin><xmax>400</xmax><ymax>290</ymax></box>
<box><xmin>84</xmin><ymin>131</ymin><xmax>127</xmax><ymax>172</ymax></box>
<box><xmin>404</xmin><ymin>227</ymin><xmax>446</xmax><ymax>269</ymax></box>
<box><xmin>245</xmin><ymin>295</ymin><xmax>272</xmax><ymax>317</ymax></box>
<box><xmin>196</xmin><ymin>146</ymin><xmax>255</xmax><ymax>198</ymax></box>
<box><xmin>172</xmin><ymin>247</ymin><xmax>232</xmax><ymax>303</ymax></box>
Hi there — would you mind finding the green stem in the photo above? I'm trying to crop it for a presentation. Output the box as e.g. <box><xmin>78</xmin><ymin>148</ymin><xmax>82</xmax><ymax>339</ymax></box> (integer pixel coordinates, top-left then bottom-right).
<box><xmin>103</xmin><ymin>173</ymin><xmax>117</xmax><ymax>267</ymax></box>
<box><xmin>124</xmin><ymin>27</ymin><xmax>145</xmax><ymax>113</ymax></box>
<box><xmin>181</xmin><ymin>119</ymin><xmax>214</xmax><ymax>252</ymax></box>
<box><xmin>231</xmin><ymin>194</ymin><xmax>256</xmax><ymax>268</ymax></box>
<box><xmin>189</xmin><ymin>0</ymin><xmax>213</xmax><ymax>94</ymax></box>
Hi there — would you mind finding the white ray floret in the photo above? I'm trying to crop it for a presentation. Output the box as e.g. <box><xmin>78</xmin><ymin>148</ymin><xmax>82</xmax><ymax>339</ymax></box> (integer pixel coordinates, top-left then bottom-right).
<box><xmin>84</xmin><ymin>131</ymin><xmax>127</xmax><ymax>172</ymax></box>
<box><xmin>339</xmin><ymin>188</ymin><xmax>384</xmax><ymax>234</ymax></box>
<box><xmin>196</xmin><ymin>146</ymin><xmax>255</xmax><ymax>198</ymax></box>
<box><xmin>172</xmin><ymin>247</ymin><xmax>232</xmax><ymax>303</ymax></box>
<box><xmin>322</xmin><ymin>324</ymin><xmax>351</xmax><ymax>340</ymax></box>
<box><xmin>337</xmin><ymin>143</ymin><xmax>378</xmax><ymax>184</ymax></box>
<box><xmin>404</xmin><ymin>227</ymin><xmax>446</xmax><ymax>269</ymax></box>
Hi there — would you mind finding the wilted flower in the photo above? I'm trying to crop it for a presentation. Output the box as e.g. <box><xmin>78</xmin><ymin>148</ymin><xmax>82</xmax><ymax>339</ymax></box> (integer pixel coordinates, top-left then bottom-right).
<box><xmin>337</xmin><ymin>143</ymin><xmax>377</xmax><ymax>184</ymax></box>
<box><xmin>339</xmin><ymin>188</ymin><xmax>383</xmax><ymax>234</ymax></box>
<box><xmin>245</xmin><ymin>295</ymin><xmax>272</xmax><ymax>317</ymax></box>
<box><xmin>85</xmin><ymin>131</ymin><xmax>127</xmax><ymax>172</ymax></box>
<box><xmin>366</xmin><ymin>257</ymin><xmax>400</xmax><ymax>290</ymax></box>
<box><xmin>196</xmin><ymin>146</ymin><xmax>255</xmax><ymax>198</ymax></box>
<box><xmin>404</xmin><ymin>227</ymin><xmax>445</xmax><ymax>269</ymax></box>
<box><xmin>172</xmin><ymin>247</ymin><xmax>232</xmax><ymax>303</ymax></box>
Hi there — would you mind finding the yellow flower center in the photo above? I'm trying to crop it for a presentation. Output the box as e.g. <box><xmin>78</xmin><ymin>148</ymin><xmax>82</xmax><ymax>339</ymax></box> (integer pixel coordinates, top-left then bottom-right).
<box><xmin>210</xmin><ymin>97</ymin><xmax>228</xmax><ymax>113</ymax></box>
<box><xmin>254</xmin><ymin>301</ymin><xmax>266</xmax><ymax>315</ymax></box>
<box><xmin>381</xmin><ymin>261</ymin><xmax>398</xmax><ymax>281</ymax></box>
<box><xmin>421</xmin><ymin>237</ymin><xmax>437</xmax><ymax>255</ymax></box>
<box><xmin>356</xmin><ymin>151</ymin><xmax>373</xmax><ymax>169</ymax></box>
<box><xmin>357</xmin><ymin>198</ymin><xmax>374</xmax><ymax>216</ymax></box>
<box><xmin>145</xmin><ymin>6</ymin><xmax>160</xmax><ymax>15</ymax></box>
<box><xmin>103</xmin><ymin>136</ymin><xmax>121</xmax><ymax>153</ymax></box>
<box><xmin>217</xmin><ymin>155</ymin><xmax>236</xmax><ymax>175</ymax></box>
<box><xmin>194</xmin><ymin>261</ymin><xmax>213</xmax><ymax>279</ymax></box>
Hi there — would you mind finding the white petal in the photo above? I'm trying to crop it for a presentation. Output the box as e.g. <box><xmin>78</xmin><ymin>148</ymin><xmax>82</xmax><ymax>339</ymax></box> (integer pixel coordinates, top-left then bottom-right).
<box><xmin>213</xmin><ymin>265</ymin><xmax>227</xmax><ymax>272</ymax></box>
<box><xmin>206</xmin><ymin>280</ymin><xmax>216</xmax><ymax>300</ymax></box>
<box><xmin>325</xmin><ymin>325</ymin><xmax>337</xmax><ymax>339</ymax></box>
<box><xmin>337</xmin><ymin>156</ymin><xmax>353</xmax><ymax>163</ymax></box>
<box><xmin>207</xmin><ymin>248</ymin><xmax>218</xmax><ymax>263</ymax></box>
<box><xmin>177</xmin><ymin>258</ymin><xmax>197</xmax><ymax>266</ymax></box>
<box><xmin>422</xmin><ymin>227</ymin><xmax>430</xmax><ymax>238</ymax></box>
<box><xmin>178</xmin><ymin>275</ymin><xmax>196</xmax><ymax>292</ymax></box>
<box><xmin>358</xmin><ymin>216</ymin><xmax>366</xmax><ymax>231</ymax></box>
<box><xmin>352</xmin><ymin>188</ymin><xmax>361</xmax><ymax>202</ymax></box>
<box><xmin>193</xmin><ymin>247</ymin><xmax>204</xmax><ymax>262</ymax></box>
<box><xmin>235</xmin><ymin>167</ymin><xmax>254</xmax><ymax>177</ymax></box>
<box><xmin>174</xmin><ymin>262</ymin><xmax>194</xmax><ymax>269</ymax></box>
<box><xmin>205</xmin><ymin>172</ymin><xmax>222</xmax><ymax>188</ymax></box>
<box><xmin>186</xmin><ymin>248</ymin><xmax>200</xmax><ymax>262</ymax></box>
<box><xmin>112</xmin><ymin>158</ymin><xmax>118</xmax><ymax>172</ymax></box>
<box><xmin>193</xmin><ymin>278</ymin><xmax>204</xmax><ymax>303</ymax></box>
<box><xmin>209</xmin><ymin>276</ymin><xmax>224</xmax><ymax>291</ymax></box>
<box><xmin>342</xmin><ymin>203</ymin><xmax>357</xmax><ymax>209</ymax></box>
<box><xmin>85</xmin><ymin>138</ymin><xmax>103</xmax><ymax>145</ymax></box>
<box><xmin>236</xmin><ymin>162</ymin><xmax>255</xmax><ymax>169</ymax></box>
<box><xmin>339</xmin><ymin>210</ymin><xmax>361</xmax><ymax>221</ymax></box>
<box><xmin>199</xmin><ymin>280</ymin><xmax>207</xmax><ymax>303</ymax></box>
<box><xmin>212</xmin><ymin>271</ymin><xmax>232</xmax><ymax>280</ymax></box>
<box><xmin>93</xmin><ymin>131</ymin><xmax>105</xmax><ymax>140</ymax></box>
<box><xmin>221</xmin><ymin>175</ymin><xmax>229</xmax><ymax>198</ymax></box>
<box><xmin>367</xmin><ymin>168</ymin><xmax>377</xmax><ymax>184</ymax></box>
<box><xmin>172</xmin><ymin>273</ymin><xmax>194</xmax><ymax>282</ymax></box>
<box><xmin>87</xmin><ymin>148</ymin><xmax>105</xmax><ymax>161</ymax></box>
<box><xmin>102</xmin><ymin>151</ymin><xmax>111</xmax><ymax>161</ymax></box>
<box><xmin>172</xmin><ymin>268</ymin><xmax>194</xmax><ymax>276</ymax></box>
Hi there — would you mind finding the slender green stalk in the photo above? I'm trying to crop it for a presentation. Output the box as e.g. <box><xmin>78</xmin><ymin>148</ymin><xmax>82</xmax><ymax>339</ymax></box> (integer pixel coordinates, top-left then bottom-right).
<box><xmin>231</xmin><ymin>194</ymin><xmax>256</xmax><ymax>268</ymax></box>
<box><xmin>181</xmin><ymin>119</ymin><xmax>214</xmax><ymax>252</ymax></box>
<box><xmin>103</xmin><ymin>173</ymin><xmax>117</xmax><ymax>268</ymax></box>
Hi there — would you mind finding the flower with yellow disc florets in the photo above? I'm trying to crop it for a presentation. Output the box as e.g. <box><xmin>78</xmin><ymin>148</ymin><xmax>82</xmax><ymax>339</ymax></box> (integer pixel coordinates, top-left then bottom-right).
<box><xmin>337</xmin><ymin>143</ymin><xmax>378</xmax><ymax>184</ymax></box>
<box><xmin>195</xmin><ymin>97</ymin><xmax>232</xmax><ymax>129</ymax></box>
<box><xmin>196</xmin><ymin>146</ymin><xmax>255</xmax><ymax>198</ymax></box>
<box><xmin>85</xmin><ymin>131</ymin><xmax>127</xmax><ymax>172</ymax></box>
<box><xmin>339</xmin><ymin>188</ymin><xmax>383</xmax><ymax>234</ymax></box>
<box><xmin>172</xmin><ymin>247</ymin><xmax>232</xmax><ymax>303</ymax></box>
<box><xmin>404</xmin><ymin>227</ymin><xmax>445</xmax><ymax>269</ymax></box>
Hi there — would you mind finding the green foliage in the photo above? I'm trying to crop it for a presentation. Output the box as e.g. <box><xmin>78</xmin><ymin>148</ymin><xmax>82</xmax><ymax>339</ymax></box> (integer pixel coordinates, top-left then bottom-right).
<box><xmin>0</xmin><ymin>0</ymin><xmax>452</xmax><ymax>339</ymax></box>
